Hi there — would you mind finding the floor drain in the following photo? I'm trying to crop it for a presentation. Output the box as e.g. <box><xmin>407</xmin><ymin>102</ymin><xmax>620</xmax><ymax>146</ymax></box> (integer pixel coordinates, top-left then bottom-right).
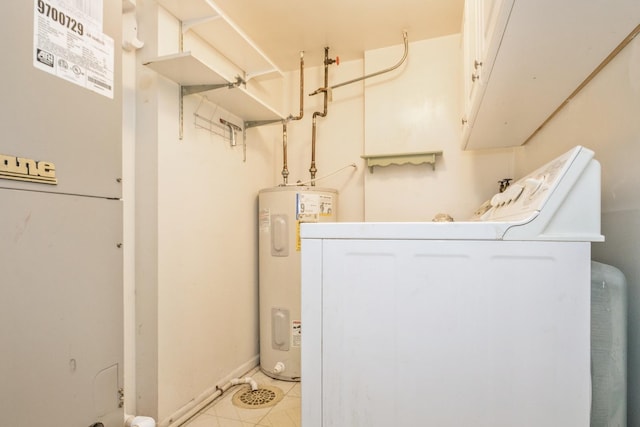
<box><xmin>232</xmin><ymin>385</ymin><xmax>284</xmax><ymax>409</ymax></box>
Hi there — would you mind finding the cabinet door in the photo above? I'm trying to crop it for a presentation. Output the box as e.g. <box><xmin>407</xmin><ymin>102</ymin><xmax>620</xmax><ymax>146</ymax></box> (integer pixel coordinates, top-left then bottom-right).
<box><xmin>462</xmin><ymin>0</ymin><xmax>514</xmax><ymax>128</ymax></box>
<box><xmin>462</xmin><ymin>0</ymin><xmax>481</xmax><ymax>122</ymax></box>
<box><xmin>463</xmin><ymin>0</ymin><xmax>639</xmax><ymax>150</ymax></box>
<box><xmin>479</xmin><ymin>0</ymin><xmax>511</xmax><ymax>64</ymax></box>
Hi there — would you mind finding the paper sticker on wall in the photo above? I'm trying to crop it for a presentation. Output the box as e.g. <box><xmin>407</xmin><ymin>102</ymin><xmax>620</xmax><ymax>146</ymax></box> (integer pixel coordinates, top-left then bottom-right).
<box><xmin>291</xmin><ymin>320</ymin><xmax>301</xmax><ymax>348</ymax></box>
<box><xmin>33</xmin><ymin>0</ymin><xmax>114</xmax><ymax>98</ymax></box>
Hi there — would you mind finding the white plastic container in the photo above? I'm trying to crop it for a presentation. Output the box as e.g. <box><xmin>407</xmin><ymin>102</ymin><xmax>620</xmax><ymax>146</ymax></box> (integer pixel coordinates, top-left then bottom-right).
<box><xmin>591</xmin><ymin>261</ymin><xmax>627</xmax><ymax>427</ymax></box>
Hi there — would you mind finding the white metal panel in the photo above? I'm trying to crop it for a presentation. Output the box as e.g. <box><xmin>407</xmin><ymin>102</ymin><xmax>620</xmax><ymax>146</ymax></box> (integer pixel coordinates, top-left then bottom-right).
<box><xmin>0</xmin><ymin>189</ymin><xmax>123</xmax><ymax>427</ymax></box>
<box><xmin>0</xmin><ymin>0</ymin><xmax>122</xmax><ymax>198</ymax></box>
<box><xmin>305</xmin><ymin>238</ymin><xmax>591</xmax><ymax>427</ymax></box>
<box><xmin>300</xmin><ymin>238</ymin><xmax>324</xmax><ymax>427</ymax></box>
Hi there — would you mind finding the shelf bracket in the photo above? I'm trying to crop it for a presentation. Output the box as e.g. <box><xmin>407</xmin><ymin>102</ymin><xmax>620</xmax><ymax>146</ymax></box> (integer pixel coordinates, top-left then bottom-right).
<box><xmin>235</xmin><ymin>119</ymin><xmax>284</xmax><ymax>162</ymax></box>
<box><xmin>179</xmin><ymin>77</ymin><xmax>245</xmax><ymax>140</ymax></box>
<box><xmin>244</xmin><ymin>119</ymin><xmax>283</xmax><ymax>130</ymax></box>
<box><xmin>361</xmin><ymin>151</ymin><xmax>443</xmax><ymax>173</ymax></box>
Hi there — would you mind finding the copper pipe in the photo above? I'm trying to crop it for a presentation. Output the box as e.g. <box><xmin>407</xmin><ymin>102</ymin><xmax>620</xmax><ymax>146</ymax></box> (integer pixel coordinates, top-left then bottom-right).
<box><xmin>289</xmin><ymin>51</ymin><xmax>305</xmax><ymax>121</ymax></box>
<box><xmin>281</xmin><ymin>52</ymin><xmax>304</xmax><ymax>185</ymax></box>
<box><xmin>281</xmin><ymin>122</ymin><xmax>289</xmax><ymax>185</ymax></box>
<box><xmin>310</xmin><ymin>47</ymin><xmax>332</xmax><ymax>185</ymax></box>
<box><xmin>309</xmin><ymin>31</ymin><xmax>408</xmax><ymax>96</ymax></box>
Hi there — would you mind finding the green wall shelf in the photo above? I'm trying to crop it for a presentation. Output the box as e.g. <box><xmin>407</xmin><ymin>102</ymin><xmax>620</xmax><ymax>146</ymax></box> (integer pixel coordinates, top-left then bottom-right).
<box><xmin>361</xmin><ymin>151</ymin><xmax>443</xmax><ymax>173</ymax></box>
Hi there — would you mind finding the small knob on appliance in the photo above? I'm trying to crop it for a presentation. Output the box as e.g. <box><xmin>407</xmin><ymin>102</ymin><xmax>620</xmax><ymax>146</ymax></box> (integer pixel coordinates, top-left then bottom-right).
<box><xmin>524</xmin><ymin>176</ymin><xmax>545</xmax><ymax>197</ymax></box>
<box><xmin>503</xmin><ymin>183</ymin><xmax>524</xmax><ymax>202</ymax></box>
<box><xmin>491</xmin><ymin>192</ymin><xmax>506</xmax><ymax>207</ymax></box>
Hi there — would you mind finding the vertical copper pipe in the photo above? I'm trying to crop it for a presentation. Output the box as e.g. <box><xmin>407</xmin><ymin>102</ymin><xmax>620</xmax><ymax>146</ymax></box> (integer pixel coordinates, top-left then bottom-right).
<box><xmin>310</xmin><ymin>47</ymin><xmax>331</xmax><ymax>186</ymax></box>
<box><xmin>281</xmin><ymin>52</ymin><xmax>304</xmax><ymax>185</ymax></box>
<box><xmin>281</xmin><ymin>123</ymin><xmax>289</xmax><ymax>185</ymax></box>
<box><xmin>290</xmin><ymin>51</ymin><xmax>305</xmax><ymax>121</ymax></box>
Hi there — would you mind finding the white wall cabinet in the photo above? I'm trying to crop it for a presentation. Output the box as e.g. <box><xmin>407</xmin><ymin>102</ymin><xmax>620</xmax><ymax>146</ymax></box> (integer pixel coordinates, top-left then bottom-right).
<box><xmin>461</xmin><ymin>0</ymin><xmax>480</xmax><ymax>121</ymax></box>
<box><xmin>461</xmin><ymin>0</ymin><xmax>511</xmax><ymax>129</ymax></box>
<box><xmin>461</xmin><ymin>0</ymin><xmax>640</xmax><ymax>150</ymax></box>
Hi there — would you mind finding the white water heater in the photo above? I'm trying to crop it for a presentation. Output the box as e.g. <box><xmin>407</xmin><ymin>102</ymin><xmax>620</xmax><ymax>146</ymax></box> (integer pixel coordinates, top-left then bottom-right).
<box><xmin>258</xmin><ymin>186</ymin><xmax>338</xmax><ymax>381</ymax></box>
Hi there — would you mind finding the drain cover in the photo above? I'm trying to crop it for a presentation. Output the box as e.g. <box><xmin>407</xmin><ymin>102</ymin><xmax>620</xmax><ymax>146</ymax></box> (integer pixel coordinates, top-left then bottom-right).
<box><xmin>232</xmin><ymin>385</ymin><xmax>284</xmax><ymax>409</ymax></box>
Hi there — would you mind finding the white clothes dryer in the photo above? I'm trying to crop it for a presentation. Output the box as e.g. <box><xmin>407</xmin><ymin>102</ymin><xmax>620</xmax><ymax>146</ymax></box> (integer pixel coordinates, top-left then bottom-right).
<box><xmin>301</xmin><ymin>146</ymin><xmax>602</xmax><ymax>427</ymax></box>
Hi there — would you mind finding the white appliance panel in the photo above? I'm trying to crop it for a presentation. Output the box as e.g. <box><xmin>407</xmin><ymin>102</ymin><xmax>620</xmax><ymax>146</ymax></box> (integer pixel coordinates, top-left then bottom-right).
<box><xmin>314</xmin><ymin>239</ymin><xmax>591</xmax><ymax>427</ymax></box>
<box><xmin>301</xmin><ymin>146</ymin><xmax>601</xmax><ymax>427</ymax></box>
<box><xmin>0</xmin><ymin>189</ymin><xmax>123</xmax><ymax>427</ymax></box>
<box><xmin>0</xmin><ymin>0</ymin><xmax>122</xmax><ymax>199</ymax></box>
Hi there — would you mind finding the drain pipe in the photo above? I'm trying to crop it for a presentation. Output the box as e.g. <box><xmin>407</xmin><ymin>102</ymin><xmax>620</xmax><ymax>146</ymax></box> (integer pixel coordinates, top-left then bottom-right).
<box><xmin>125</xmin><ymin>415</ymin><xmax>156</xmax><ymax>427</ymax></box>
<box><xmin>281</xmin><ymin>51</ymin><xmax>305</xmax><ymax>186</ymax></box>
<box><xmin>156</xmin><ymin>375</ymin><xmax>259</xmax><ymax>427</ymax></box>
<box><xmin>309</xmin><ymin>47</ymin><xmax>338</xmax><ymax>185</ymax></box>
<box><xmin>158</xmin><ymin>383</ymin><xmax>231</xmax><ymax>427</ymax></box>
<box><xmin>230</xmin><ymin>376</ymin><xmax>258</xmax><ymax>391</ymax></box>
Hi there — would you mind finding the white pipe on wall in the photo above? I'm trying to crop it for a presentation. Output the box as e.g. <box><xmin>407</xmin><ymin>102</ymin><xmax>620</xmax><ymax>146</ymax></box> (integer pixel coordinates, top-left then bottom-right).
<box><xmin>158</xmin><ymin>384</ymin><xmax>228</xmax><ymax>427</ymax></box>
<box><xmin>158</xmin><ymin>375</ymin><xmax>260</xmax><ymax>427</ymax></box>
<box><xmin>230</xmin><ymin>376</ymin><xmax>258</xmax><ymax>391</ymax></box>
<box><xmin>125</xmin><ymin>415</ymin><xmax>156</xmax><ymax>427</ymax></box>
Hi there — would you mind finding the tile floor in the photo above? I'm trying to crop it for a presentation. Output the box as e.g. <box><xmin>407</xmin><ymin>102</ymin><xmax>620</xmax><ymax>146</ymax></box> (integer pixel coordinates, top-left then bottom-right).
<box><xmin>183</xmin><ymin>368</ymin><xmax>301</xmax><ymax>427</ymax></box>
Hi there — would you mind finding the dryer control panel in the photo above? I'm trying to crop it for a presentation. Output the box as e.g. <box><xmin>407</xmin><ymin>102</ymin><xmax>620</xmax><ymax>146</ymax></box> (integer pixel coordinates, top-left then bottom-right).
<box><xmin>473</xmin><ymin>146</ymin><xmax>590</xmax><ymax>222</ymax></box>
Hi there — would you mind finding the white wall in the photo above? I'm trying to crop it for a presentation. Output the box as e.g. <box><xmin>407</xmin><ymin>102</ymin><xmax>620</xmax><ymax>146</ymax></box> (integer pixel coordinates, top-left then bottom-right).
<box><xmin>269</xmin><ymin>34</ymin><xmax>517</xmax><ymax>223</ymax></box>
<box><xmin>127</xmin><ymin>17</ymin><xmax>522</xmax><ymax>421</ymax></box>
<box><xmin>131</xmin><ymin>6</ymin><xmax>640</xmax><ymax>424</ymax></box>
<box><xmin>364</xmin><ymin>35</ymin><xmax>513</xmax><ymax>221</ymax></box>
<box><xmin>130</xmin><ymin>3</ymin><xmax>368</xmax><ymax>420</ymax></box>
<box><xmin>514</xmin><ymin>35</ymin><xmax>640</xmax><ymax>425</ymax></box>
<box><xmin>133</xmin><ymin>3</ymin><xmax>273</xmax><ymax>422</ymax></box>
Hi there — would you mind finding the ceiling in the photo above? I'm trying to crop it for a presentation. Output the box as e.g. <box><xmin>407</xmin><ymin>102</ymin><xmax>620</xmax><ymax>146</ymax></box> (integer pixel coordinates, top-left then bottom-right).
<box><xmin>209</xmin><ymin>0</ymin><xmax>465</xmax><ymax>71</ymax></box>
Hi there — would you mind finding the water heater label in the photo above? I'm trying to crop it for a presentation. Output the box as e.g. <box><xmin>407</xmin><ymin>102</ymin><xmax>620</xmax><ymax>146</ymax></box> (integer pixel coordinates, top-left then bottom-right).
<box><xmin>297</xmin><ymin>193</ymin><xmax>334</xmax><ymax>218</ymax></box>
<box><xmin>296</xmin><ymin>193</ymin><xmax>320</xmax><ymax>220</ymax></box>
<box><xmin>291</xmin><ymin>320</ymin><xmax>301</xmax><ymax>348</ymax></box>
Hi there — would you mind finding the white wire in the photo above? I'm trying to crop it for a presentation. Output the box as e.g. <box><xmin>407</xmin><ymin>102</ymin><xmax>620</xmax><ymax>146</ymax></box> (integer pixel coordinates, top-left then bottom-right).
<box><xmin>285</xmin><ymin>163</ymin><xmax>358</xmax><ymax>186</ymax></box>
